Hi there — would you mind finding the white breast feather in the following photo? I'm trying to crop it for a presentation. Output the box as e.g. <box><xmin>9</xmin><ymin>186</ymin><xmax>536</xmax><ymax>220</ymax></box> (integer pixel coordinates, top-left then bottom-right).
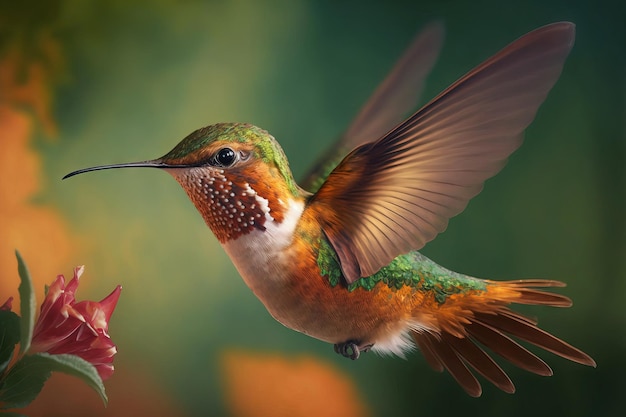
<box><xmin>222</xmin><ymin>185</ymin><xmax>304</xmax><ymax>290</ymax></box>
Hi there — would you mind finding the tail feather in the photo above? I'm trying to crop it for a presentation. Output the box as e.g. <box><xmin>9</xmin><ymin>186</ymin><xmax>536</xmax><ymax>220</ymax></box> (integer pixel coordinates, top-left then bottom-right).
<box><xmin>414</xmin><ymin>333</ymin><xmax>445</xmax><ymax>373</ymax></box>
<box><xmin>411</xmin><ymin>278</ymin><xmax>595</xmax><ymax>396</ymax></box>
<box><xmin>443</xmin><ymin>332</ymin><xmax>515</xmax><ymax>394</ymax></box>
<box><xmin>486</xmin><ymin>279</ymin><xmax>573</xmax><ymax>307</ymax></box>
<box><xmin>466</xmin><ymin>319</ymin><xmax>553</xmax><ymax>376</ymax></box>
<box><xmin>476</xmin><ymin>310</ymin><xmax>595</xmax><ymax>366</ymax></box>
<box><xmin>417</xmin><ymin>332</ymin><xmax>483</xmax><ymax>397</ymax></box>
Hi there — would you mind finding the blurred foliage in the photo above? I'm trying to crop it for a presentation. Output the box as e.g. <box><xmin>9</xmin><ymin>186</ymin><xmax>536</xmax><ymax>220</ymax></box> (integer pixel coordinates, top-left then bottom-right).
<box><xmin>0</xmin><ymin>0</ymin><xmax>624</xmax><ymax>416</ymax></box>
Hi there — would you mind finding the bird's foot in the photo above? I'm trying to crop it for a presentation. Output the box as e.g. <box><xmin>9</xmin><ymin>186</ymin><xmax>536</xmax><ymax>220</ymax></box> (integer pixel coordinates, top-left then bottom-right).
<box><xmin>333</xmin><ymin>341</ymin><xmax>373</xmax><ymax>360</ymax></box>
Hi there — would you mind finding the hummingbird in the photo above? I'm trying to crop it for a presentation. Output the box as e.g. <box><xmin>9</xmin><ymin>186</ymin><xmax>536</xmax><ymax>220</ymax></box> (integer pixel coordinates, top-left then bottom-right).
<box><xmin>64</xmin><ymin>22</ymin><xmax>595</xmax><ymax>396</ymax></box>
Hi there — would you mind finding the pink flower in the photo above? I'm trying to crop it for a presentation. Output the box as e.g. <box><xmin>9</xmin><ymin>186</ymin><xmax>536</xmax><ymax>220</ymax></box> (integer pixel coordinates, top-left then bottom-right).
<box><xmin>30</xmin><ymin>266</ymin><xmax>121</xmax><ymax>380</ymax></box>
<box><xmin>0</xmin><ymin>297</ymin><xmax>13</xmax><ymax>311</ymax></box>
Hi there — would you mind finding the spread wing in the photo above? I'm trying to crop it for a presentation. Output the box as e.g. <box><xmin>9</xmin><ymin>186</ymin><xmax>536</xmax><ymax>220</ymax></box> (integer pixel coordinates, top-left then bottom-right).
<box><xmin>301</xmin><ymin>21</ymin><xmax>444</xmax><ymax>192</ymax></box>
<box><xmin>306</xmin><ymin>22</ymin><xmax>576</xmax><ymax>283</ymax></box>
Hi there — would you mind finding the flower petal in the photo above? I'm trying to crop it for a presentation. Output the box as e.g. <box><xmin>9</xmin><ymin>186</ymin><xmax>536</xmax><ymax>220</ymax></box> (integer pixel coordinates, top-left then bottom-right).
<box><xmin>1</xmin><ymin>297</ymin><xmax>13</xmax><ymax>311</ymax></box>
<box><xmin>99</xmin><ymin>285</ymin><xmax>122</xmax><ymax>323</ymax></box>
<box><xmin>29</xmin><ymin>266</ymin><xmax>121</xmax><ymax>380</ymax></box>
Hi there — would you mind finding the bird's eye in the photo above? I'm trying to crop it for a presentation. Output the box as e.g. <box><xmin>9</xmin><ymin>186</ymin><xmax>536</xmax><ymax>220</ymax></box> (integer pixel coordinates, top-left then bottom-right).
<box><xmin>214</xmin><ymin>148</ymin><xmax>237</xmax><ymax>167</ymax></box>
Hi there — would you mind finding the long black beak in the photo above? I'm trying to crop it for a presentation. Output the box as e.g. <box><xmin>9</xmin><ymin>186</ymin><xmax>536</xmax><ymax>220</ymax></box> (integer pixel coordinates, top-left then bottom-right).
<box><xmin>62</xmin><ymin>160</ymin><xmax>172</xmax><ymax>179</ymax></box>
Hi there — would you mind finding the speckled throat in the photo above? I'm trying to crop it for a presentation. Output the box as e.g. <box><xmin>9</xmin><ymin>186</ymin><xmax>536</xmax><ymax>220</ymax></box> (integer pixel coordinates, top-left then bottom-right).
<box><xmin>165</xmin><ymin>166</ymin><xmax>291</xmax><ymax>243</ymax></box>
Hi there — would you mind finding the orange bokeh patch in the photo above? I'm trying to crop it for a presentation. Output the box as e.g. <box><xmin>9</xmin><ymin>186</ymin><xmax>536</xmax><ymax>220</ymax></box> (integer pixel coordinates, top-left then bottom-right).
<box><xmin>221</xmin><ymin>350</ymin><xmax>369</xmax><ymax>417</ymax></box>
<box><xmin>0</xmin><ymin>36</ymin><xmax>74</xmax><ymax>309</ymax></box>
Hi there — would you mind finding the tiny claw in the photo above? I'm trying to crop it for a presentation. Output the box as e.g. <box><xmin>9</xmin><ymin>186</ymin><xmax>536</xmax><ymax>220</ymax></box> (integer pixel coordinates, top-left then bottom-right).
<box><xmin>361</xmin><ymin>344</ymin><xmax>373</xmax><ymax>353</ymax></box>
<box><xmin>334</xmin><ymin>341</ymin><xmax>373</xmax><ymax>360</ymax></box>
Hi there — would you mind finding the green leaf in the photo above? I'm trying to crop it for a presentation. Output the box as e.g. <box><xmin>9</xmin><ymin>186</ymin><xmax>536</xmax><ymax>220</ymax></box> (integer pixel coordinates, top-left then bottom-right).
<box><xmin>0</xmin><ymin>412</ymin><xmax>29</xmax><ymax>417</ymax></box>
<box><xmin>0</xmin><ymin>311</ymin><xmax>20</xmax><ymax>374</ymax></box>
<box><xmin>0</xmin><ymin>354</ymin><xmax>51</xmax><ymax>409</ymax></box>
<box><xmin>0</xmin><ymin>353</ymin><xmax>108</xmax><ymax>409</ymax></box>
<box><xmin>35</xmin><ymin>353</ymin><xmax>107</xmax><ymax>405</ymax></box>
<box><xmin>15</xmin><ymin>251</ymin><xmax>35</xmax><ymax>354</ymax></box>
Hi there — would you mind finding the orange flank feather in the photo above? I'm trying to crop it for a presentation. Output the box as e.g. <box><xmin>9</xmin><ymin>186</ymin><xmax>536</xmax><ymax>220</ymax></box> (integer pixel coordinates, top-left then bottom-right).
<box><xmin>259</xmin><ymin>210</ymin><xmax>596</xmax><ymax>397</ymax></box>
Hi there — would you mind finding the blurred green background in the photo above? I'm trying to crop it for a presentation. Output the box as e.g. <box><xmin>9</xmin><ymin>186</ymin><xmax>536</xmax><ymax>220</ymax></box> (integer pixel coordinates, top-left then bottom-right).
<box><xmin>1</xmin><ymin>0</ymin><xmax>624</xmax><ymax>416</ymax></box>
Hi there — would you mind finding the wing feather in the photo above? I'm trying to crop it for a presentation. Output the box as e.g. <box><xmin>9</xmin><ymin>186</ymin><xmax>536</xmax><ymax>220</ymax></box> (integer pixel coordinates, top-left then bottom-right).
<box><xmin>308</xmin><ymin>23</ymin><xmax>576</xmax><ymax>282</ymax></box>
<box><xmin>301</xmin><ymin>22</ymin><xmax>444</xmax><ymax>191</ymax></box>
<box><xmin>342</xmin><ymin>21</ymin><xmax>445</xmax><ymax>147</ymax></box>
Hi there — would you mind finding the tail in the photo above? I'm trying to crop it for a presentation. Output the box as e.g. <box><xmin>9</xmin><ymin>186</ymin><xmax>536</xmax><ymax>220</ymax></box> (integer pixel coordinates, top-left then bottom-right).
<box><xmin>411</xmin><ymin>279</ymin><xmax>596</xmax><ymax>397</ymax></box>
